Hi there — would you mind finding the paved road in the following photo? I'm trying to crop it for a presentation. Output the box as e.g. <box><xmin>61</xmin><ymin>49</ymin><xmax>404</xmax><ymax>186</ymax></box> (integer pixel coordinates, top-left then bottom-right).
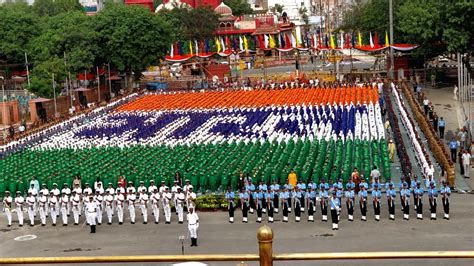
<box><xmin>1</xmin><ymin>193</ymin><xmax>473</xmax><ymax>266</ymax></box>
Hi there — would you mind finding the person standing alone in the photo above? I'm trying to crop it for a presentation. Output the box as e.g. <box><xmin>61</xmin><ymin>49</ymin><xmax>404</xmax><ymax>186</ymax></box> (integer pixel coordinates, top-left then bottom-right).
<box><xmin>462</xmin><ymin>150</ymin><xmax>471</xmax><ymax>179</ymax></box>
<box><xmin>187</xmin><ymin>207</ymin><xmax>199</xmax><ymax>247</ymax></box>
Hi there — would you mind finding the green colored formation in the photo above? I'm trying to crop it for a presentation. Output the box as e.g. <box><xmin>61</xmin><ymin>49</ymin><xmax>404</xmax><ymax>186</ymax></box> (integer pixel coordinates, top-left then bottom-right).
<box><xmin>0</xmin><ymin>139</ymin><xmax>390</xmax><ymax>196</ymax></box>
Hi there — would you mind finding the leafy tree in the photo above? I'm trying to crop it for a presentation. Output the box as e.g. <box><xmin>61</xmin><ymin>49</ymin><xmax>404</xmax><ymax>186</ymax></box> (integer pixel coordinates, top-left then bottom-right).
<box><xmin>29</xmin><ymin>57</ymin><xmax>66</xmax><ymax>98</ymax></box>
<box><xmin>270</xmin><ymin>4</ymin><xmax>284</xmax><ymax>18</ymax></box>
<box><xmin>33</xmin><ymin>0</ymin><xmax>82</xmax><ymax>17</ymax></box>
<box><xmin>0</xmin><ymin>3</ymin><xmax>40</xmax><ymax>63</ymax></box>
<box><xmin>223</xmin><ymin>0</ymin><xmax>253</xmax><ymax>17</ymax></box>
<box><xmin>94</xmin><ymin>4</ymin><xmax>173</xmax><ymax>83</ymax></box>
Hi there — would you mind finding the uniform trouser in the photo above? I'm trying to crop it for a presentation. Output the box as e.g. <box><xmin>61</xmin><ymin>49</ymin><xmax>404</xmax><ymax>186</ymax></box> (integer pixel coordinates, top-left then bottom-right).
<box><xmin>330</xmin><ymin>209</ymin><xmax>338</xmax><ymax>225</ymax></box>
<box><xmin>72</xmin><ymin>206</ymin><xmax>80</xmax><ymax>224</ymax></box>
<box><xmin>320</xmin><ymin>201</ymin><xmax>327</xmax><ymax>220</ymax></box>
<box><xmin>442</xmin><ymin>198</ymin><xmax>449</xmax><ymax>215</ymax></box>
<box><xmin>388</xmin><ymin>199</ymin><xmax>395</xmax><ymax>216</ymax></box>
<box><xmin>439</xmin><ymin>126</ymin><xmax>445</xmax><ymax>138</ymax></box>
<box><xmin>463</xmin><ymin>164</ymin><xmax>470</xmax><ymax>177</ymax></box>
<box><xmin>416</xmin><ymin>199</ymin><xmax>423</xmax><ymax>216</ymax></box>
<box><xmin>50</xmin><ymin>208</ymin><xmax>57</xmax><ymax>224</ymax></box>
<box><xmin>106</xmin><ymin>206</ymin><xmax>113</xmax><ymax>223</ymax></box>
<box><xmin>267</xmin><ymin>203</ymin><xmax>274</xmax><ymax>222</ymax></box>
<box><xmin>28</xmin><ymin>207</ymin><xmax>35</xmax><ymax>225</ymax></box>
<box><xmin>429</xmin><ymin>198</ymin><xmax>437</xmax><ymax>216</ymax></box>
<box><xmin>117</xmin><ymin>206</ymin><xmax>124</xmax><ymax>223</ymax></box>
<box><xmin>129</xmin><ymin>206</ymin><xmax>136</xmax><ymax>223</ymax></box>
<box><xmin>96</xmin><ymin>208</ymin><xmax>103</xmax><ymax>224</ymax></box>
<box><xmin>373</xmin><ymin>201</ymin><xmax>381</xmax><ymax>217</ymax></box>
<box><xmin>39</xmin><ymin>206</ymin><xmax>47</xmax><ymax>225</ymax></box>
<box><xmin>300</xmin><ymin>197</ymin><xmax>305</xmax><ymax>212</ymax></box>
<box><xmin>15</xmin><ymin>208</ymin><xmax>24</xmax><ymax>225</ymax></box>
<box><xmin>188</xmin><ymin>224</ymin><xmax>198</xmax><ymax>238</ymax></box>
<box><xmin>249</xmin><ymin>195</ymin><xmax>255</xmax><ymax>212</ymax></box>
<box><xmin>152</xmin><ymin>205</ymin><xmax>159</xmax><ymax>223</ymax></box>
<box><xmin>413</xmin><ymin>193</ymin><xmax>417</xmax><ymax>209</ymax></box>
<box><xmin>360</xmin><ymin>201</ymin><xmax>367</xmax><ymax>218</ymax></box>
<box><xmin>163</xmin><ymin>205</ymin><xmax>171</xmax><ymax>222</ymax></box>
<box><xmin>67</xmin><ymin>203</ymin><xmax>71</xmax><ymax>216</ymax></box>
<box><xmin>282</xmin><ymin>202</ymin><xmax>289</xmax><ymax>221</ymax></box>
<box><xmin>242</xmin><ymin>203</ymin><xmax>248</xmax><ymax>222</ymax></box>
<box><xmin>256</xmin><ymin>203</ymin><xmax>262</xmax><ymax>221</ymax></box>
<box><xmin>288</xmin><ymin>198</ymin><xmax>292</xmax><ymax>212</ymax></box>
<box><xmin>4</xmin><ymin>208</ymin><xmax>12</xmax><ymax>225</ymax></box>
<box><xmin>86</xmin><ymin>212</ymin><xmax>97</xmax><ymax>233</ymax></box>
<box><xmin>61</xmin><ymin>207</ymin><xmax>68</xmax><ymax>224</ymax></box>
<box><xmin>140</xmin><ymin>205</ymin><xmax>148</xmax><ymax>223</ymax></box>
<box><xmin>294</xmin><ymin>201</ymin><xmax>301</xmax><ymax>221</ymax></box>
<box><xmin>308</xmin><ymin>201</ymin><xmax>315</xmax><ymax>216</ymax></box>
<box><xmin>228</xmin><ymin>202</ymin><xmax>234</xmax><ymax>222</ymax></box>
<box><xmin>273</xmin><ymin>195</ymin><xmax>279</xmax><ymax>212</ymax></box>
<box><xmin>346</xmin><ymin>201</ymin><xmax>354</xmax><ymax>219</ymax></box>
<box><xmin>262</xmin><ymin>198</ymin><xmax>267</xmax><ymax>212</ymax></box>
<box><xmin>402</xmin><ymin>200</ymin><xmax>410</xmax><ymax>216</ymax></box>
<box><xmin>177</xmin><ymin>204</ymin><xmax>183</xmax><ymax>222</ymax></box>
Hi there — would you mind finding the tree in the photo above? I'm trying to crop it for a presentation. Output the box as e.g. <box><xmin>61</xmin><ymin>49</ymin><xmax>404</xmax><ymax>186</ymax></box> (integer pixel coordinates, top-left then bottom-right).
<box><xmin>0</xmin><ymin>3</ymin><xmax>40</xmax><ymax>63</ymax></box>
<box><xmin>94</xmin><ymin>4</ymin><xmax>173</xmax><ymax>84</ymax></box>
<box><xmin>270</xmin><ymin>4</ymin><xmax>284</xmax><ymax>18</ymax></box>
<box><xmin>29</xmin><ymin>57</ymin><xmax>66</xmax><ymax>98</ymax></box>
<box><xmin>33</xmin><ymin>0</ymin><xmax>82</xmax><ymax>17</ymax></box>
<box><xmin>223</xmin><ymin>0</ymin><xmax>253</xmax><ymax>17</ymax></box>
<box><xmin>298</xmin><ymin>6</ymin><xmax>309</xmax><ymax>27</ymax></box>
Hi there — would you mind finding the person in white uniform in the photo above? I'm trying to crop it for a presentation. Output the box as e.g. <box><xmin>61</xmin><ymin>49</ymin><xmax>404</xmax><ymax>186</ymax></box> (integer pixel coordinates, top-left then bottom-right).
<box><xmin>71</xmin><ymin>190</ymin><xmax>81</xmax><ymax>225</ymax></box>
<box><xmin>162</xmin><ymin>187</ymin><xmax>172</xmax><ymax>224</ymax></box>
<box><xmin>60</xmin><ymin>193</ymin><xmax>69</xmax><ymax>226</ymax></box>
<box><xmin>15</xmin><ymin>192</ymin><xmax>25</xmax><ymax>227</ymax></box>
<box><xmin>48</xmin><ymin>191</ymin><xmax>58</xmax><ymax>226</ymax></box>
<box><xmin>115</xmin><ymin>191</ymin><xmax>125</xmax><ymax>225</ymax></box>
<box><xmin>26</xmin><ymin>191</ymin><xmax>36</xmax><ymax>226</ymax></box>
<box><xmin>38</xmin><ymin>191</ymin><xmax>48</xmax><ymax>226</ymax></box>
<box><xmin>84</xmin><ymin>195</ymin><xmax>98</xmax><ymax>233</ymax></box>
<box><xmin>104</xmin><ymin>191</ymin><xmax>114</xmax><ymax>225</ymax></box>
<box><xmin>151</xmin><ymin>188</ymin><xmax>160</xmax><ymax>224</ymax></box>
<box><xmin>126</xmin><ymin>190</ymin><xmax>136</xmax><ymax>224</ymax></box>
<box><xmin>175</xmin><ymin>187</ymin><xmax>185</xmax><ymax>224</ymax></box>
<box><xmin>94</xmin><ymin>191</ymin><xmax>104</xmax><ymax>225</ymax></box>
<box><xmin>139</xmin><ymin>191</ymin><xmax>149</xmax><ymax>224</ymax></box>
<box><xmin>187</xmin><ymin>207</ymin><xmax>199</xmax><ymax>247</ymax></box>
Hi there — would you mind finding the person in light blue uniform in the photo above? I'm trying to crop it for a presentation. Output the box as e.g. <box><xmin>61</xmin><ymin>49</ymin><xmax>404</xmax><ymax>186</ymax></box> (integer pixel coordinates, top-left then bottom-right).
<box><xmin>335</xmin><ymin>178</ymin><xmax>344</xmax><ymax>191</ymax></box>
<box><xmin>265</xmin><ymin>188</ymin><xmax>274</xmax><ymax>223</ymax></box>
<box><xmin>400</xmin><ymin>182</ymin><xmax>411</xmax><ymax>220</ymax></box>
<box><xmin>297</xmin><ymin>180</ymin><xmax>306</xmax><ymax>212</ymax></box>
<box><xmin>270</xmin><ymin>180</ymin><xmax>280</xmax><ymax>213</ymax></box>
<box><xmin>293</xmin><ymin>187</ymin><xmax>303</xmax><ymax>222</ymax></box>
<box><xmin>345</xmin><ymin>184</ymin><xmax>355</xmax><ymax>221</ymax></box>
<box><xmin>386</xmin><ymin>182</ymin><xmax>396</xmax><ymax>220</ymax></box>
<box><xmin>440</xmin><ymin>180</ymin><xmax>451</xmax><ymax>220</ymax></box>
<box><xmin>410</xmin><ymin>176</ymin><xmax>419</xmax><ymax>210</ymax></box>
<box><xmin>371</xmin><ymin>176</ymin><xmax>381</xmax><ymax>190</ymax></box>
<box><xmin>246</xmin><ymin>182</ymin><xmax>256</xmax><ymax>214</ymax></box>
<box><xmin>239</xmin><ymin>188</ymin><xmax>249</xmax><ymax>223</ymax></box>
<box><xmin>359</xmin><ymin>178</ymin><xmax>369</xmax><ymax>191</ymax></box>
<box><xmin>306</xmin><ymin>187</ymin><xmax>317</xmax><ymax>222</ymax></box>
<box><xmin>346</xmin><ymin>178</ymin><xmax>356</xmax><ymax>191</ymax></box>
<box><xmin>258</xmin><ymin>181</ymin><xmax>268</xmax><ymax>213</ymax></box>
<box><xmin>319</xmin><ymin>178</ymin><xmax>330</xmax><ymax>191</ymax></box>
<box><xmin>414</xmin><ymin>182</ymin><xmax>424</xmax><ymax>219</ymax></box>
<box><xmin>319</xmin><ymin>185</ymin><xmax>329</xmax><ymax>221</ymax></box>
<box><xmin>225</xmin><ymin>187</ymin><xmax>235</xmax><ymax>223</ymax></box>
<box><xmin>307</xmin><ymin>180</ymin><xmax>317</xmax><ymax>191</ymax></box>
<box><xmin>255</xmin><ymin>189</ymin><xmax>264</xmax><ymax>223</ymax></box>
<box><xmin>372</xmin><ymin>184</ymin><xmax>382</xmax><ymax>221</ymax></box>
<box><xmin>284</xmin><ymin>180</ymin><xmax>293</xmax><ymax>213</ymax></box>
<box><xmin>358</xmin><ymin>183</ymin><xmax>368</xmax><ymax>221</ymax></box>
<box><xmin>280</xmin><ymin>187</ymin><xmax>290</xmax><ymax>222</ymax></box>
<box><xmin>427</xmin><ymin>182</ymin><xmax>438</xmax><ymax>220</ymax></box>
<box><xmin>329</xmin><ymin>190</ymin><xmax>341</xmax><ymax>230</ymax></box>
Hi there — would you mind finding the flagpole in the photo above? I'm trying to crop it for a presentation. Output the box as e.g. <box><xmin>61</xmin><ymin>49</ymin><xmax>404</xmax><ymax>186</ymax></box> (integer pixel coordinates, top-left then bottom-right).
<box><xmin>389</xmin><ymin>0</ymin><xmax>394</xmax><ymax>79</ymax></box>
<box><xmin>25</xmin><ymin>52</ymin><xmax>30</xmax><ymax>87</ymax></box>
<box><xmin>52</xmin><ymin>73</ymin><xmax>57</xmax><ymax>118</ymax></box>
<box><xmin>97</xmin><ymin>66</ymin><xmax>100</xmax><ymax>103</ymax></box>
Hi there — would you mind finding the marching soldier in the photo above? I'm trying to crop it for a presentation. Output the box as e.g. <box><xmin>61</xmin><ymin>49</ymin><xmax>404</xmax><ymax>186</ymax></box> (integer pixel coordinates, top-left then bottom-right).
<box><xmin>84</xmin><ymin>195</ymin><xmax>98</xmax><ymax>234</ymax></box>
<box><xmin>150</xmin><ymin>188</ymin><xmax>160</xmax><ymax>224</ymax></box>
<box><xmin>411</xmin><ymin>176</ymin><xmax>419</xmax><ymax>210</ymax></box>
<box><xmin>372</xmin><ymin>184</ymin><xmax>382</xmax><ymax>221</ymax></box>
<box><xmin>386</xmin><ymin>182</ymin><xmax>396</xmax><ymax>220</ymax></box>
<box><xmin>26</xmin><ymin>191</ymin><xmax>36</xmax><ymax>226</ymax></box>
<box><xmin>414</xmin><ymin>182</ymin><xmax>424</xmax><ymax>220</ymax></box>
<box><xmin>148</xmin><ymin>180</ymin><xmax>157</xmax><ymax>194</ymax></box>
<box><xmin>175</xmin><ymin>187</ymin><xmax>185</xmax><ymax>224</ymax></box>
<box><xmin>105</xmin><ymin>183</ymin><xmax>115</xmax><ymax>195</ymax></box>
<box><xmin>270</xmin><ymin>180</ymin><xmax>280</xmax><ymax>213</ymax></box>
<box><xmin>187</xmin><ymin>207</ymin><xmax>199</xmax><ymax>247</ymax></box>
<box><xmin>330</xmin><ymin>190</ymin><xmax>341</xmax><ymax>230</ymax></box>
<box><xmin>162</xmin><ymin>187</ymin><xmax>172</xmax><ymax>224</ymax></box>
<box><xmin>105</xmin><ymin>190</ymin><xmax>114</xmax><ymax>225</ymax></box>
<box><xmin>3</xmin><ymin>191</ymin><xmax>13</xmax><ymax>227</ymax></box>
<box><xmin>280</xmin><ymin>187</ymin><xmax>290</xmax><ymax>222</ymax></box>
<box><xmin>428</xmin><ymin>182</ymin><xmax>438</xmax><ymax>220</ymax></box>
<box><xmin>284</xmin><ymin>180</ymin><xmax>293</xmax><ymax>213</ymax></box>
<box><xmin>400</xmin><ymin>182</ymin><xmax>410</xmax><ymax>220</ymax></box>
<box><xmin>440</xmin><ymin>180</ymin><xmax>451</xmax><ymax>220</ymax></box>
<box><xmin>71</xmin><ymin>190</ymin><xmax>81</xmax><ymax>225</ymax></box>
<box><xmin>293</xmin><ymin>187</ymin><xmax>303</xmax><ymax>222</ymax></box>
<box><xmin>48</xmin><ymin>191</ymin><xmax>58</xmax><ymax>226</ymax></box>
<box><xmin>186</xmin><ymin>187</ymin><xmax>197</xmax><ymax>211</ymax></box>
<box><xmin>258</xmin><ymin>181</ymin><xmax>267</xmax><ymax>213</ymax></box>
<box><xmin>94</xmin><ymin>191</ymin><xmax>104</xmax><ymax>225</ymax></box>
<box><xmin>39</xmin><ymin>191</ymin><xmax>48</xmax><ymax>226</ymax></box>
<box><xmin>40</xmin><ymin>184</ymin><xmax>49</xmax><ymax>198</ymax></box>
<box><xmin>345</xmin><ymin>184</ymin><xmax>355</xmax><ymax>222</ymax></box>
<box><xmin>60</xmin><ymin>193</ymin><xmax>69</xmax><ymax>226</ymax></box>
<box><xmin>225</xmin><ymin>187</ymin><xmax>235</xmax><ymax>223</ymax></box>
<box><xmin>115</xmin><ymin>190</ymin><xmax>125</xmax><ymax>225</ymax></box>
<box><xmin>319</xmin><ymin>185</ymin><xmax>328</xmax><ymax>222</ymax></box>
<box><xmin>246</xmin><ymin>181</ymin><xmax>256</xmax><ymax>214</ymax></box>
<box><xmin>126</xmin><ymin>190</ymin><xmax>136</xmax><ymax>224</ymax></box>
<box><xmin>306</xmin><ymin>186</ymin><xmax>317</xmax><ymax>222</ymax></box>
<box><xmin>297</xmin><ymin>180</ymin><xmax>306</xmax><ymax>212</ymax></box>
<box><xmin>358</xmin><ymin>183</ymin><xmax>368</xmax><ymax>221</ymax></box>
<box><xmin>139</xmin><ymin>191</ymin><xmax>149</xmax><ymax>224</ymax></box>
<box><xmin>51</xmin><ymin>183</ymin><xmax>61</xmax><ymax>197</ymax></box>
<box><xmin>137</xmin><ymin>181</ymin><xmax>147</xmax><ymax>194</ymax></box>
<box><xmin>15</xmin><ymin>192</ymin><xmax>25</xmax><ymax>226</ymax></box>
<box><xmin>127</xmin><ymin>181</ymin><xmax>136</xmax><ymax>194</ymax></box>
<box><xmin>265</xmin><ymin>188</ymin><xmax>274</xmax><ymax>223</ymax></box>
<box><xmin>83</xmin><ymin>183</ymin><xmax>92</xmax><ymax>196</ymax></box>
<box><xmin>239</xmin><ymin>187</ymin><xmax>250</xmax><ymax>223</ymax></box>
<box><xmin>61</xmin><ymin>184</ymin><xmax>71</xmax><ymax>216</ymax></box>
<box><xmin>255</xmin><ymin>188</ymin><xmax>263</xmax><ymax>223</ymax></box>
<box><xmin>171</xmin><ymin>181</ymin><xmax>180</xmax><ymax>214</ymax></box>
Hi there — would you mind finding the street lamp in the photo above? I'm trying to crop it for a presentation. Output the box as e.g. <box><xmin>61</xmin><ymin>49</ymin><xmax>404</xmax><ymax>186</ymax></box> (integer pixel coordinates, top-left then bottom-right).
<box><xmin>0</xmin><ymin>76</ymin><xmax>6</xmax><ymax>140</ymax></box>
<box><xmin>178</xmin><ymin>235</ymin><xmax>186</xmax><ymax>255</ymax></box>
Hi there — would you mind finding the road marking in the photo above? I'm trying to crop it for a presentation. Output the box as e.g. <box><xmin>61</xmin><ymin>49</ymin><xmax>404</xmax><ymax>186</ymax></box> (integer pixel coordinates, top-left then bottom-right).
<box><xmin>14</xmin><ymin>235</ymin><xmax>37</xmax><ymax>241</ymax></box>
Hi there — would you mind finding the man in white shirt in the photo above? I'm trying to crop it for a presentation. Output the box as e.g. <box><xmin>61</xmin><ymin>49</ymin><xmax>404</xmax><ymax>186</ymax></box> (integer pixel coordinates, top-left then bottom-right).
<box><xmin>40</xmin><ymin>184</ymin><xmax>49</xmax><ymax>198</ymax></box>
<box><xmin>127</xmin><ymin>182</ymin><xmax>136</xmax><ymax>194</ymax></box>
<box><xmin>126</xmin><ymin>191</ymin><xmax>136</xmax><ymax>224</ymax></box>
<box><xmin>71</xmin><ymin>191</ymin><xmax>81</xmax><ymax>225</ymax></box>
<box><xmin>48</xmin><ymin>192</ymin><xmax>58</xmax><ymax>226</ymax></box>
<box><xmin>3</xmin><ymin>191</ymin><xmax>13</xmax><ymax>227</ymax></box>
<box><xmin>38</xmin><ymin>191</ymin><xmax>48</xmax><ymax>226</ymax></box>
<box><xmin>115</xmin><ymin>191</ymin><xmax>125</xmax><ymax>225</ymax></box>
<box><xmin>162</xmin><ymin>187</ymin><xmax>172</xmax><ymax>224</ymax></box>
<box><xmin>175</xmin><ymin>187</ymin><xmax>185</xmax><ymax>224</ymax></box>
<box><xmin>462</xmin><ymin>150</ymin><xmax>471</xmax><ymax>179</ymax></box>
<box><xmin>60</xmin><ymin>193</ymin><xmax>69</xmax><ymax>226</ymax></box>
<box><xmin>30</xmin><ymin>177</ymin><xmax>40</xmax><ymax>193</ymax></box>
<box><xmin>84</xmin><ymin>196</ymin><xmax>98</xmax><ymax>233</ymax></box>
<box><xmin>51</xmin><ymin>183</ymin><xmax>60</xmax><ymax>197</ymax></box>
<box><xmin>26</xmin><ymin>191</ymin><xmax>36</xmax><ymax>226</ymax></box>
<box><xmin>94</xmin><ymin>191</ymin><xmax>104</xmax><ymax>225</ymax></box>
<box><xmin>105</xmin><ymin>183</ymin><xmax>115</xmax><ymax>195</ymax></box>
<box><xmin>104</xmin><ymin>191</ymin><xmax>114</xmax><ymax>225</ymax></box>
<box><xmin>148</xmin><ymin>180</ymin><xmax>157</xmax><ymax>195</ymax></box>
<box><xmin>186</xmin><ymin>187</ymin><xmax>197</xmax><ymax>211</ymax></box>
<box><xmin>15</xmin><ymin>191</ymin><xmax>25</xmax><ymax>227</ymax></box>
<box><xmin>83</xmin><ymin>183</ymin><xmax>93</xmax><ymax>196</ymax></box>
<box><xmin>139</xmin><ymin>191</ymin><xmax>149</xmax><ymax>224</ymax></box>
<box><xmin>150</xmin><ymin>188</ymin><xmax>160</xmax><ymax>224</ymax></box>
<box><xmin>137</xmin><ymin>181</ymin><xmax>147</xmax><ymax>194</ymax></box>
<box><xmin>187</xmin><ymin>207</ymin><xmax>199</xmax><ymax>247</ymax></box>
<box><xmin>28</xmin><ymin>184</ymin><xmax>38</xmax><ymax>197</ymax></box>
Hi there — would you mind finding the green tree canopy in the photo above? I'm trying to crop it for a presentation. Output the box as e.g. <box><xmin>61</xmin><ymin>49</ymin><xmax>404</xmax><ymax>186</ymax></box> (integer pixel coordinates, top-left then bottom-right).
<box><xmin>223</xmin><ymin>0</ymin><xmax>253</xmax><ymax>17</ymax></box>
<box><xmin>33</xmin><ymin>0</ymin><xmax>82</xmax><ymax>17</ymax></box>
<box><xmin>94</xmin><ymin>4</ymin><xmax>173</xmax><ymax>82</ymax></box>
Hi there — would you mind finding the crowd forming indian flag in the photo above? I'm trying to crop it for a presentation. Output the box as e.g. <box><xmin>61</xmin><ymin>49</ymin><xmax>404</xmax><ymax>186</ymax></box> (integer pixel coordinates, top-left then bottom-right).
<box><xmin>0</xmin><ymin>86</ymin><xmax>390</xmax><ymax>193</ymax></box>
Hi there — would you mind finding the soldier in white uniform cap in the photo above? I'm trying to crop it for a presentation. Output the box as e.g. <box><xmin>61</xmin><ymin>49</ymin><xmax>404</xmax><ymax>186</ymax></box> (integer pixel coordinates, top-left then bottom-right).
<box><xmin>187</xmin><ymin>207</ymin><xmax>199</xmax><ymax>247</ymax></box>
<box><xmin>14</xmin><ymin>191</ymin><xmax>25</xmax><ymax>226</ymax></box>
<box><xmin>126</xmin><ymin>190</ymin><xmax>136</xmax><ymax>224</ymax></box>
<box><xmin>162</xmin><ymin>187</ymin><xmax>172</xmax><ymax>224</ymax></box>
<box><xmin>139</xmin><ymin>190</ymin><xmax>149</xmax><ymax>224</ymax></box>
<box><xmin>3</xmin><ymin>191</ymin><xmax>13</xmax><ymax>227</ymax></box>
<box><xmin>26</xmin><ymin>191</ymin><xmax>36</xmax><ymax>226</ymax></box>
<box><xmin>84</xmin><ymin>195</ymin><xmax>98</xmax><ymax>233</ymax></box>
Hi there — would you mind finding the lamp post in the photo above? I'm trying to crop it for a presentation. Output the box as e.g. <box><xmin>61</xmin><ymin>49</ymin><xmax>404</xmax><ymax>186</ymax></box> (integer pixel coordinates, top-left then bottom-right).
<box><xmin>389</xmin><ymin>0</ymin><xmax>394</xmax><ymax>79</ymax></box>
<box><xmin>0</xmin><ymin>76</ymin><xmax>6</xmax><ymax>139</ymax></box>
<box><xmin>178</xmin><ymin>235</ymin><xmax>186</xmax><ymax>255</ymax></box>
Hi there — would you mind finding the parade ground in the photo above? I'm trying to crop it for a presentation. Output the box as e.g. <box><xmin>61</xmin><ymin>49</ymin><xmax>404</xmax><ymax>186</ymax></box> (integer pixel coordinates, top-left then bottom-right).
<box><xmin>1</xmin><ymin>193</ymin><xmax>473</xmax><ymax>266</ymax></box>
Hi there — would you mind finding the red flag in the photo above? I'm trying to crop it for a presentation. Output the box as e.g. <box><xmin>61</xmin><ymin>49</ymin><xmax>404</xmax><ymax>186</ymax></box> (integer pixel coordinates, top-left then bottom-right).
<box><xmin>225</xmin><ymin>36</ymin><xmax>231</xmax><ymax>51</ymax></box>
<box><xmin>374</xmin><ymin>32</ymin><xmax>379</xmax><ymax>47</ymax></box>
<box><xmin>285</xmin><ymin>34</ymin><xmax>291</xmax><ymax>48</ymax></box>
<box><xmin>345</xmin><ymin>33</ymin><xmax>351</xmax><ymax>49</ymax></box>
<box><xmin>310</xmin><ymin>34</ymin><xmax>315</xmax><ymax>48</ymax></box>
<box><xmin>258</xmin><ymin>35</ymin><xmax>265</xmax><ymax>49</ymax></box>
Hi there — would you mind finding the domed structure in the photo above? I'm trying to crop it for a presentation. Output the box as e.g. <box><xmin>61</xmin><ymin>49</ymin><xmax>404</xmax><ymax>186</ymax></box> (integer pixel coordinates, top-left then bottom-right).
<box><xmin>155</xmin><ymin>0</ymin><xmax>191</xmax><ymax>12</ymax></box>
<box><xmin>214</xmin><ymin>2</ymin><xmax>233</xmax><ymax>16</ymax></box>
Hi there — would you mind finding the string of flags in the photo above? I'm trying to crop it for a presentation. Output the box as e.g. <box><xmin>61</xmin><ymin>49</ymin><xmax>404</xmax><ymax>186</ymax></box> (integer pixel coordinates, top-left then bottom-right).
<box><xmin>166</xmin><ymin>31</ymin><xmax>418</xmax><ymax>62</ymax></box>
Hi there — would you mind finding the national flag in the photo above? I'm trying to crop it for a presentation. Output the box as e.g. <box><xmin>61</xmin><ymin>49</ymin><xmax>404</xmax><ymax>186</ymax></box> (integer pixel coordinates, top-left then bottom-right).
<box><xmin>269</xmin><ymin>34</ymin><xmax>276</xmax><ymax>49</ymax></box>
<box><xmin>369</xmin><ymin>32</ymin><xmax>374</xmax><ymax>48</ymax></box>
<box><xmin>170</xmin><ymin>43</ymin><xmax>174</xmax><ymax>58</ymax></box>
<box><xmin>291</xmin><ymin>32</ymin><xmax>296</xmax><ymax>48</ymax></box>
<box><xmin>243</xmin><ymin>35</ymin><xmax>248</xmax><ymax>51</ymax></box>
<box><xmin>194</xmin><ymin>40</ymin><xmax>199</xmax><ymax>55</ymax></box>
<box><xmin>216</xmin><ymin>37</ymin><xmax>221</xmax><ymax>53</ymax></box>
<box><xmin>358</xmin><ymin>30</ymin><xmax>362</xmax><ymax>47</ymax></box>
<box><xmin>340</xmin><ymin>32</ymin><xmax>344</xmax><ymax>49</ymax></box>
<box><xmin>239</xmin><ymin>36</ymin><xmax>244</xmax><ymax>51</ymax></box>
<box><xmin>330</xmin><ymin>33</ymin><xmax>335</xmax><ymax>49</ymax></box>
<box><xmin>385</xmin><ymin>31</ymin><xmax>389</xmax><ymax>47</ymax></box>
<box><xmin>264</xmin><ymin>34</ymin><xmax>269</xmax><ymax>49</ymax></box>
<box><xmin>189</xmin><ymin>40</ymin><xmax>193</xmax><ymax>55</ymax></box>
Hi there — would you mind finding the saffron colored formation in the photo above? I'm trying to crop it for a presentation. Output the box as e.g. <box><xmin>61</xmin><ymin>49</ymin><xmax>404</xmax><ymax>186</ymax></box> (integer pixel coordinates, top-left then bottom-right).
<box><xmin>0</xmin><ymin>86</ymin><xmax>390</xmax><ymax>193</ymax></box>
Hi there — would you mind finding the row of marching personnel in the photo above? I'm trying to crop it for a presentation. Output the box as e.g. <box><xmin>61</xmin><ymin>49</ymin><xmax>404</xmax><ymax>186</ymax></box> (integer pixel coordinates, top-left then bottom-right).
<box><xmin>225</xmin><ymin>179</ymin><xmax>452</xmax><ymax>230</ymax></box>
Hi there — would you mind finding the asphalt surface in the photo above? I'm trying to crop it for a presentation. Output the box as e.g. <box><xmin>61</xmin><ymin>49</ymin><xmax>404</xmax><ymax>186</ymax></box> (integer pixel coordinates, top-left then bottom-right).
<box><xmin>1</xmin><ymin>193</ymin><xmax>473</xmax><ymax>266</ymax></box>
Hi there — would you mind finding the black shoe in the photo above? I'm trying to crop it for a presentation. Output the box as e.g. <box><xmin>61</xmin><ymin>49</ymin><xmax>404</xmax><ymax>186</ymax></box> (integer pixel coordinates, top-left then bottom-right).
<box><xmin>98</xmin><ymin>223</ymin><xmax>101</xmax><ymax>225</ymax></box>
<box><xmin>63</xmin><ymin>224</ymin><xmax>67</xmax><ymax>226</ymax></box>
<box><xmin>108</xmin><ymin>223</ymin><xmax>112</xmax><ymax>225</ymax></box>
<box><xmin>131</xmin><ymin>222</ymin><xmax>135</xmax><ymax>224</ymax></box>
<box><xmin>256</xmin><ymin>220</ymin><xmax>261</xmax><ymax>223</ymax></box>
<box><xmin>19</xmin><ymin>224</ymin><xmax>23</xmax><ymax>227</ymax></box>
<box><xmin>119</xmin><ymin>222</ymin><xmax>123</xmax><ymax>225</ymax></box>
<box><xmin>165</xmin><ymin>221</ymin><xmax>170</xmax><ymax>224</ymax></box>
<box><xmin>178</xmin><ymin>221</ymin><xmax>183</xmax><ymax>224</ymax></box>
<box><xmin>269</xmin><ymin>221</ymin><xmax>273</xmax><ymax>223</ymax></box>
<box><xmin>67</xmin><ymin>214</ymin><xmax>70</xmax><ymax>217</ymax></box>
<box><xmin>155</xmin><ymin>222</ymin><xmax>159</xmax><ymax>224</ymax></box>
<box><xmin>52</xmin><ymin>224</ymin><xmax>56</xmax><ymax>226</ymax></box>
<box><xmin>74</xmin><ymin>223</ymin><xmax>78</xmax><ymax>225</ymax></box>
<box><xmin>30</xmin><ymin>224</ymin><xmax>34</xmax><ymax>227</ymax></box>
<box><xmin>143</xmin><ymin>222</ymin><xmax>147</xmax><ymax>224</ymax></box>
<box><xmin>42</xmin><ymin>224</ymin><xmax>46</xmax><ymax>226</ymax></box>
<box><xmin>7</xmin><ymin>224</ymin><xmax>11</xmax><ymax>227</ymax></box>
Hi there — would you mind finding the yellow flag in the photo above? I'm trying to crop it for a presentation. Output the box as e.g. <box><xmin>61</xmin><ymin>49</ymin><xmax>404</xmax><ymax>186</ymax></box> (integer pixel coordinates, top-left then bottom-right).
<box><xmin>330</xmin><ymin>33</ymin><xmax>335</xmax><ymax>49</ymax></box>
<box><xmin>385</xmin><ymin>31</ymin><xmax>390</xmax><ymax>47</ymax></box>
<box><xmin>358</xmin><ymin>30</ymin><xmax>362</xmax><ymax>47</ymax></box>
<box><xmin>189</xmin><ymin>40</ymin><xmax>193</xmax><ymax>55</ymax></box>
<box><xmin>243</xmin><ymin>35</ymin><xmax>248</xmax><ymax>51</ymax></box>
<box><xmin>269</xmin><ymin>34</ymin><xmax>276</xmax><ymax>48</ymax></box>
<box><xmin>295</xmin><ymin>31</ymin><xmax>301</xmax><ymax>47</ymax></box>
<box><xmin>215</xmin><ymin>37</ymin><xmax>221</xmax><ymax>53</ymax></box>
